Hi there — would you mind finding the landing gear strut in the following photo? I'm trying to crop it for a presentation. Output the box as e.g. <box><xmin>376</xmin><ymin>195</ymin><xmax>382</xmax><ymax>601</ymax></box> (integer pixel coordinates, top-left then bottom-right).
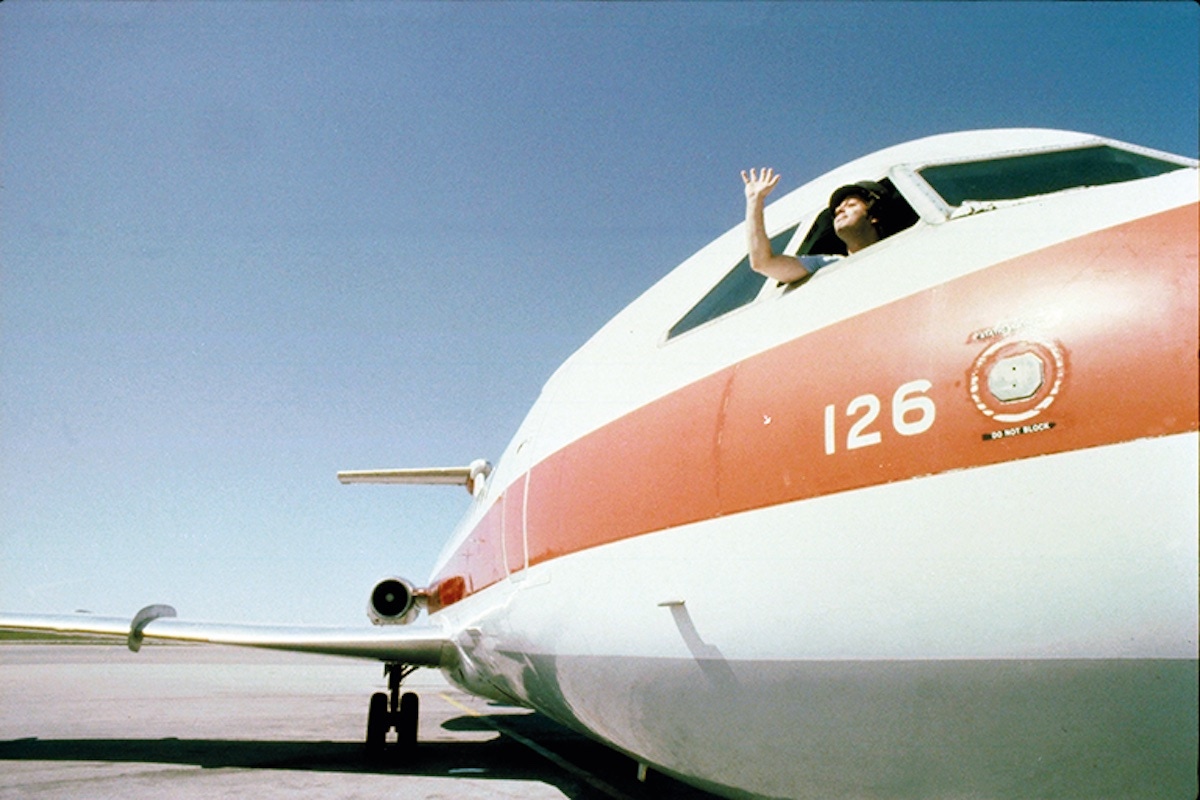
<box><xmin>366</xmin><ymin>662</ymin><xmax>419</xmax><ymax>755</ymax></box>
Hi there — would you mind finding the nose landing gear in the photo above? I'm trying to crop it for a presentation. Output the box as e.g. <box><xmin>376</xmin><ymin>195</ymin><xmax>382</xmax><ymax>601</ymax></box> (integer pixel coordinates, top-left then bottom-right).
<box><xmin>366</xmin><ymin>662</ymin><xmax>419</xmax><ymax>755</ymax></box>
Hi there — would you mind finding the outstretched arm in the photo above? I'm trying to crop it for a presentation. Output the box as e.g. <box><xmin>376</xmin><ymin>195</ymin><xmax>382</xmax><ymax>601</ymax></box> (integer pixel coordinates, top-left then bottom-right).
<box><xmin>742</xmin><ymin>168</ymin><xmax>809</xmax><ymax>283</ymax></box>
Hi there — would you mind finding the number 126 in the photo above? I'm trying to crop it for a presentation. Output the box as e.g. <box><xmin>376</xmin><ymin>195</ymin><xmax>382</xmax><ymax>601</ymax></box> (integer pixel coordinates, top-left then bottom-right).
<box><xmin>824</xmin><ymin>380</ymin><xmax>936</xmax><ymax>455</ymax></box>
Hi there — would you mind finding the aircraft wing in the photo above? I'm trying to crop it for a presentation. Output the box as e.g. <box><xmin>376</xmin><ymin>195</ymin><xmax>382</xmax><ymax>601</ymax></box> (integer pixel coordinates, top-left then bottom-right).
<box><xmin>0</xmin><ymin>607</ymin><xmax>452</xmax><ymax>665</ymax></box>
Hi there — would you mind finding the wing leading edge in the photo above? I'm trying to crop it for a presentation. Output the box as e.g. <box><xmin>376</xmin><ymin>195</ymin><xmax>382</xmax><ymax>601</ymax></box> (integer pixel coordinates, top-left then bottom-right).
<box><xmin>0</xmin><ymin>608</ymin><xmax>452</xmax><ymax>665</ymax></box>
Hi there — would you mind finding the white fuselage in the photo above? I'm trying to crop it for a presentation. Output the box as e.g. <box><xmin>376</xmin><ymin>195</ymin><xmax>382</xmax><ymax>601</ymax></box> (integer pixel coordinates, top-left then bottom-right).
<box><xmin>423</xmin><ymin>131</ymin><xmax>1199</xmax><ymax>799</ymax></box>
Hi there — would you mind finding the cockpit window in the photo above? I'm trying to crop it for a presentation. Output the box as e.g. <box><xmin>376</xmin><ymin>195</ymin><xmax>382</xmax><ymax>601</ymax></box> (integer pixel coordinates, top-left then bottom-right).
<box><xmin>667</xmin><ymin>225</ymin><xmax>797</xmax><ymax>340</ymax></box>
<box><xmin>919</xmin><ymin>145</ymin><xmax>1186</xmax><ymax>207</ymax></box>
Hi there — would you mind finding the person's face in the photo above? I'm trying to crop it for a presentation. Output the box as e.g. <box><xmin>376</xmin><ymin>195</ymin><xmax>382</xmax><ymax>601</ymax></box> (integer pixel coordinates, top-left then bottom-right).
<box><xmin>832</xmin><ymin>194</ymin><xmax>874</xmax><ymax>236</ymax></box>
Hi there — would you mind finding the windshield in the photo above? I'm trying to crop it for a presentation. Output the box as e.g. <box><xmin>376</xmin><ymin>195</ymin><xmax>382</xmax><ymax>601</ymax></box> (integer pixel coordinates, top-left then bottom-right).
<box><xmin>918</xmin><ymin>145</ymin><xmax>1187</xmax><ymax>207</ymax></box>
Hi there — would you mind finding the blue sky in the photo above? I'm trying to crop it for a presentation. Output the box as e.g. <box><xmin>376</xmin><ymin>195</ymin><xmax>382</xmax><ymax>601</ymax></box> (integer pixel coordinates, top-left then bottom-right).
<box><xmin>2</xmin><ymin>1</ymin><xmax>1197</xmax><ymax>624</ymax></box>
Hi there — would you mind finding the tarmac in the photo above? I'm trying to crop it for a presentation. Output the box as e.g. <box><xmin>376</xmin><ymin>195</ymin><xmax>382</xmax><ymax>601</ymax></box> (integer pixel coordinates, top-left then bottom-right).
<box><xmin>0</xmin><ymin>643</ymin><xmax>722</xmax><ymax>800</ymax></box>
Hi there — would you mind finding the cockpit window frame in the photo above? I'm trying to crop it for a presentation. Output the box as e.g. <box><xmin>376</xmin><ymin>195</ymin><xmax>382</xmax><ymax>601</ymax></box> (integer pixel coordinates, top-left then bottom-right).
<box><xmin>893</xmin><ymin>141</ymin><xmax>1195</xmax><ymax>222</ymax></box>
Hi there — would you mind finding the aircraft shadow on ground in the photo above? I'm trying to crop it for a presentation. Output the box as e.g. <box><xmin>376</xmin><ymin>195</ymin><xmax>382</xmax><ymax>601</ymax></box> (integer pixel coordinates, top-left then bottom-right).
<box><xmin>0</xmin><ymin>711</ymin><xmax>721</xmax><ymax>800</ymax></box>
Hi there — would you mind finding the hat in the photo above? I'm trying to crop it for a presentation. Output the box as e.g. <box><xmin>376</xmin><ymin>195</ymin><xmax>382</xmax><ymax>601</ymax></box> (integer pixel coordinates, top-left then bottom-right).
<box><xmin>828</xmin><ymin>180</ymin><xmax>888</xmax><ymax>213</ymax></box>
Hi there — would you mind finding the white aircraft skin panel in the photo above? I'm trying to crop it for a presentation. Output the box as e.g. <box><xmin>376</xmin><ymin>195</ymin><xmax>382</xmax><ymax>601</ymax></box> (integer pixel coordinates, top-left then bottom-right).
<box><xmin>537</xmin><ymin>656</ymin><xmax>1196</xmax><ymax>800</ymax></box>
<box><xmin>434</xmin><ymin>434</ymin><xmax>1198</xmax><ymax>798</ymax></box>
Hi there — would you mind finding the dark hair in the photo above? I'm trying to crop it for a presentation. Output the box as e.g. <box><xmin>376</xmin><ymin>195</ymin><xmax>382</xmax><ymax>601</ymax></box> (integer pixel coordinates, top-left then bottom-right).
<box><xmin>869</xmin><ymin>190</ymin><xmax>918</xmax><ymax>239</ymax></box>
<box><xmin>828</xmin><ymin>181</ymin><xmax>888</xmax><ymax>214</ymax></box>
<box><xmin>830</xmin><ymin>180</ymin><xmax>918</xmax><ymax>240</ymax></box>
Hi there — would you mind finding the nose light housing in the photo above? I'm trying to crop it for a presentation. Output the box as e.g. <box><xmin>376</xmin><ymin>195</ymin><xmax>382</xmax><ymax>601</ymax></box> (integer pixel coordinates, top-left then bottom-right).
<box><xmin>970</xmin><ymin>338</ymin><xmax>1065</xmax><ymax>424</ymax></box>
<box><xmin>987</xmin><ymin>352</ymin><xmax>1044</xmax><ymax>402</ymax></box>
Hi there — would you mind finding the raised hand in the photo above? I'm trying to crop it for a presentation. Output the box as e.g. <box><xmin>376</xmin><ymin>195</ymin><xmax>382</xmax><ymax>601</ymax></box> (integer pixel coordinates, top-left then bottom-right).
<box><xmin>742</xmin><ymin>167</ymin><xmax>781</xmax><ymax>204</ymax></box>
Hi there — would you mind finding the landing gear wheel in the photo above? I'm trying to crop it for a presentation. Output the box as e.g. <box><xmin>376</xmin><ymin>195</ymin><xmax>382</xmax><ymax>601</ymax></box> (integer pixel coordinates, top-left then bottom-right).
<box><xmin>363</xmin><ymin>663</ymin><xmax>420</xmax><ymax>756</ymax></box>
<box><xmin>366</xmin><ymin>691</ymin><xmax>389</xmax><ymax>754</ymax></box>
<box><xmin>398</xmin><ymin>691</ymin><xmax>419</xmax><ymax>750</ymax></box>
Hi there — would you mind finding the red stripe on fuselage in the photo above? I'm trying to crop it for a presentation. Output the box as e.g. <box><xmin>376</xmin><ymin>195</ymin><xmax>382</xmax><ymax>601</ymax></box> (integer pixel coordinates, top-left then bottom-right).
<box><xmin>429</xmin><ymin>204</ymin><xmax>1199</xmax><ymax>609</ymax></box>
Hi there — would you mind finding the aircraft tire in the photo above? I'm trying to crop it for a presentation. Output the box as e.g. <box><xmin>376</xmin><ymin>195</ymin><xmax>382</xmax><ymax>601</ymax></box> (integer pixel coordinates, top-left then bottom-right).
<box><xmin>398</xmin><ymin>691</ymin><xmax>419</xmax><ymax>750</ymax></box>
<box><xmin>366</xmin><ymin>691</ymin><xmax>390</xmax><ymax>753</ymax></box>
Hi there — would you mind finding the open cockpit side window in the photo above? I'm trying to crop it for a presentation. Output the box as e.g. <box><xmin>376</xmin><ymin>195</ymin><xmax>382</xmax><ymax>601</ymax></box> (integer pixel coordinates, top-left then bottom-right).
<box><xmin>796</xmin><ymin>177</ymin><xmax>919</xmax><ymax>257</ymax></box>
<box><xmin>666</xmin><ymin>177</ymin><xmax>923</xmax><ymax>341</ymax></box>
<box><xmin>667</xmin><ymin>225</ymin><xmax>798</xmax><ymax>340</ymax></box>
